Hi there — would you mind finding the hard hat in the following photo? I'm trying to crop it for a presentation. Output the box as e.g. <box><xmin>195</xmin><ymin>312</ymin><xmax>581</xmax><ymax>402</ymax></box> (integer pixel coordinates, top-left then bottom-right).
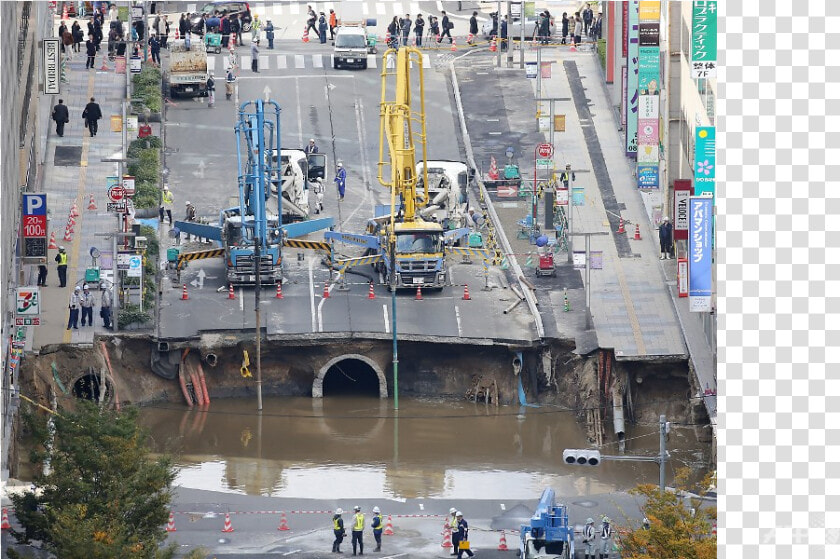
<box><xmin>335</xmin><ymin>508</ymin><xmax>343</xmax><ymax>514</ymax></box>
<box><xmin>354</xmin><ymin>505</ymin><xmax>361</xmax><ymax>511</ymax></box>
<box><xmin>163</xmin><ymin>185</ymin><xmax>169</xmax><ymax>190</ymax></box>
<box><xmin>337</xmin><ymin>161</ymin><xmax>343</xmax><ymax>167</ymax></box>
<box><xmin>456</xmin><ymin>511</ymin><xmax>463</xmax><ymax>517</ymax></box>
<box><xmin>603</xmin><ymin>517</ymin><xmax>611</xmax><ymax>524</ymax></box>
<box><xmin>74</xmin><ymin>286</ymin><xmax>81</xmax><ymax>291</ymax></box>
<box><xmin>309</xmin><ymin>138</ymin><xmax>315</xmax><ymax>143</ymax></box>
<box><xmin>586</xmin><ymin>518</ymin><xmax>594</xmax><ymax>524</ymax></box>
<box><xmin>186</xmin><ymin>200</ymin><xmax>191</xmax><ymax>205</ymax></box>
<box><xmin>663</xmin><ymin>216</ymin><xmax>669</xmax><ymax>221</ymax></box>
<box><xmin>373</xmin><ymin>506</ymin><xmax>380</xmax><ymax>513</ymax></box>
<box><xmin>59</xmin><ymin>246</ymin><xmax>65</xmax><ymax>251</ymax></box>
<box><xmin>83</xmin><ymin>284</ymin><xmax>89</xmax><ymax>290</ymax></box>
<box><xmin>449</xmin><ymin>507</ymin><xmax>456</xmax><ymax>514</ymax></box>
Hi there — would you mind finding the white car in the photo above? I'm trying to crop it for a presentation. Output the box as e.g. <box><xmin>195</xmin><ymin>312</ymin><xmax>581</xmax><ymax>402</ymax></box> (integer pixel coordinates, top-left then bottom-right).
<box><xmin>333</xmin><ymin>27</ymin><xmax>369</xmax><ymax>69</ymax></box>
<box><xmin>482</xmin><ymin>15</ymin><xmax>555</xmax><ymax>40</ymax></box>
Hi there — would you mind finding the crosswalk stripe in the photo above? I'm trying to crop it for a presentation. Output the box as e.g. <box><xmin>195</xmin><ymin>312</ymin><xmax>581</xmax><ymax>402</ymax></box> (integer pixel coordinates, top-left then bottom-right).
<box><xmin>277</xmin><ymin>54</ymin><xmax>287</xmax><ymax>69</ymax></box>
<box><xmin>208</xmin><ymin>55</ymin><xmax>217</xmax><ymax>72</ymax></box>
<box><xmin>290</xmin><ymin>3</ymin><xmax>300</xmax><ymax>15</ymax></box>
<box><xmin>260</xmin><ymin>55</ymin><xmax>270</xmax><ymax>69</ymax></box>
<box><xmin>422</xmin><ymin>53</ymin><xmax>430</xmax><ymax>68</ymax></box>
<box><xmin>410</xmin><ymin>2</ymin><xmax>420</xmax><ymax>15</ymax></box>
<box><xmin>295</xmin><ymin>54</ymin><xmax>305</xmax><ymax>68</ymax></box>
<box><xmin>313</xmin><ymin>55</ymin><xmax>323</xmax><ymax>68</ymax></box>
<box><xmin>376</xmin><ymin>2</ymin><xmax>385</xmax><ymax>15</ymax></box>
<box><xmin>367</xmin><ymin>54</ymin><xmax>377</xmax><ymax>68</ymax></box>
<box><xmin>187</xmin><ymin>3</ymin><xmax>196</xmax><ymax>12</ymax></box>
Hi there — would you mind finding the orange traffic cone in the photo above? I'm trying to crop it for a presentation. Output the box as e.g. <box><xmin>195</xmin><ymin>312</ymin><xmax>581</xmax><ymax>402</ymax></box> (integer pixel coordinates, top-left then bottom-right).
<box><xmin>277</xmin><ymin>511</ymin><xmax>290</xmax><ymax>531</ymax></box>
<box><xmin>442</xmin><ymin>519</ymin><xmax>450</xmax><ymax>534</ymax></box>
<box><xmin>617</xmin><ymin>218</ymin><xmax>625</xmax><ymax>234</ymax></box>
<box><xmin>227</xmin><ymin>284</ymin><xmax>235</xmax><ymax>299</ymax></box>
<box><xmin>415</xmin><ymin>286</ymin><xmax>423</xmax><ymax>300</ymax></box>
<box><xmin>174</xmin><ymin>29</ymin><xmax>180</xmax><ymax>40</ymax></box>
<box><xmin>467</xmin><ymin>33</ymin><xmax>474</xmax><ymax>45</ymax></box>
<box><xmin>441</xmin><ymin>525</ymin><xmax>452</xmax><ymax>548</ymax></box>
<box><xmin>87</xmin><ymin>194</ymin><xmax>97</xmax><ymax>210</ymax></box>
<box><xmin>181</xmin><ymin>284</ymin><xmax>189</xmax><ymax>300</ymax></box>
<box><xmin>1</xmin><ymin>508</ymin><xmax>10</xmax><ymax>530</ymax></box>
<box><xmin>634</xmin><ymin>223</ymin><xmax>642</xmax><ymax>240</ymax></box>
<box><xmin>63</xmin><ymin>228</ymin><xmax>73</xmax><ymax>242</ymax></box>
<box><xmin>488</xmin><ymin>155</ymin><xmax>499</xmax><ymax>180</ymax></box>
<box><xmin>368</xmin><ymin>282</ymin><xmax>375</xmax><ymax>300</ymax></box>
<box><xmin>222</xmin><ymin>512</ymin><xmax>234</xmax><ymax>532</ymax></box>
<box><xmin>48</xmin><ymin>231</ymin><xmax>58</xmax><ymax>249</ymax></box>
<box><xmin>450</xmin><ymin>38</ymin><xmax>457</xmax><ymax>52</ymax></box>
<box><xmin>384</xmin><ymin>515</ymin><xmax>394</xmax><ymax>536</ymax></box>
<box><xmin>302</xmin><ymin>27</ymin><xmax>310</xmax><ymax>43</ymax></box>
<box><xmin>275</xmin><ymin>283</ymin><xmax>284</xmax><ymax>299</ymax></box>
<box><xmin>165</xmin><ymin>511</ymin><xmax>177</xmax><ymax>532</ymax></box>
<box><xmin>463</xmin><ymin>285</ymin><xmax>471</xmax><ymax>300</ymax></box>
<box><xmin>323</xmin><ymin>281</ymin><xmax>330</xmax><ymax>299</ymax></box>
<box><xmin>498</xmin><ymin>531</ymin><xmax>509</xmax><ymax>550</ymax></box>
<box><xmin>489</xmin><ymin>37</ymin><xmax>497</xmax><ymax>52</ymax></box>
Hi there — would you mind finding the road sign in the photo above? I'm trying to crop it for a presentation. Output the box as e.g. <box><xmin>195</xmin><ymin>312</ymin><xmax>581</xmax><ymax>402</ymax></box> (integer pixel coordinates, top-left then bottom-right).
<box><xmin>537</xmin><ymin>143</ymin><xmax>554</xmax><ymax>158</ymax></box>
<box><xmin>127</xmin><ymin>255</ymin><xmax>142</xmax><ymax>278</ymax></box>
<box><xmin>108</xmin><ymin>185</ymin><xmax>126</xmax><ymax>202</ymax></box>
<box><xmin>497</xmin><ymin>185</ymin><xmax>517</xmax><ymax>197</ymax></box>
<box><xmin>16</xmin><ymin>287</ymin><xmax>40</xmax><ymax>317</ymax></box>
<box><xmin>22</xmin><ymin>194</ymin><xmax>47</xmax><ymax>260</ymax></box>
<box><xmin>537</xmin><ymin>158</ymin><xmax>552</xmax><ymax>169</ymax></box>
<box><xmin>130</xmin><ymin>56</ymin><xmax>142</xmax><ymax>73</ymax></box>
<box><xmin>107</xmin><ymin>202</ymin><xmax>127</xmax><ymax>213</ymax></box>
<box><xmin>122</xmin><ymin>175</ymin><xmax>136</xmax><ymax>196</ymax></box>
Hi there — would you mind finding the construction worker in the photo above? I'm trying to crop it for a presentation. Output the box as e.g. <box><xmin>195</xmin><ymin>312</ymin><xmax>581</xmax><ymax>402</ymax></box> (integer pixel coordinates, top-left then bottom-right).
<box><xmin>332</xmin><ymin>508</ymin><xmax>346</xmax><ymax>553</ymax></box>
<box><xmin>55</xmin><ymin>246</ymin><xmax>68</xmax><ymax>287</ymax></box>
<box><xmin>79</xmin><ymin>284</ymin><xmax>95</xmax><ymax>326</ymax></box>
<box><xmin>67</xmin><ymin>286</ymin><xmax>81</xmax><ymax>330</ymax></box>
<box><xmin>448</xmin><ymin>507</ymin><xmax>459</xmax><ymax>556</ymax></box>
<box><xmin>304</xmin><ymin>138</ymin><xmax>319</xmax><ymax>155</ymax></box>
<box><xmin>371</xmin><ymin>506</ymin><xmax>383</xmax><ymax>552</ymax></box>
<box><xmin>600</xmin><ymin>516</ymin><xmax>613</xmax><ymax>558</ymax></box>
<box><xmin>161</xmin><ymin>185</ymin><xmax>174</xmax><ymax>225</ymax></box>
<box><xmin>351</xmin><ymin>505</ymin><xmax>365</xmax><ymax>555</ymax></box>
<box><xmin>455</xmin><ymin>512</ymin><xmax>474</xmax><ymax>559</ymax></box>
<box><xmin>334</xmin><ymin>161</ymin><xmax>346</xmax><ymax>201</ymax></box>
<box><xmin>582</xmin><ymin>517</ymin><xmax>596</xmax><ymax>559</ymax></box>
<box><xmin>560</xmin><ymin>164</ymin><xmax>575</xmax><ymax>188</ymax></box>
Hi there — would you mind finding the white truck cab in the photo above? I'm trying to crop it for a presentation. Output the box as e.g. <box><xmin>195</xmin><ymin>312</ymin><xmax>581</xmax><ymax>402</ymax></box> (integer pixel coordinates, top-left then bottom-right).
<box><xmin>333</xmin><ymin>26</ymin><xmax>369</xmax><ymax>69</ymax></box>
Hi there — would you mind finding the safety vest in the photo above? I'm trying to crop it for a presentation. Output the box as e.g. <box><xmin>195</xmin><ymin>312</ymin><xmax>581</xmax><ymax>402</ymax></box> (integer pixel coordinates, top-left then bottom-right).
<box><xmin>372</xmin><ymin>513</ymin><xmax>383</xmax><ymax>532</ymax></box>
<box><xmin>450</xmin><ymin>515</ymin><xmax>459</xmax><ymax>532</ymax></box>
<box><xmin>57</xmin><ymin>252</ymin><xmax>68</xmax><ymax>265</ymax></box>
<box><xmin>333</xmin><ymin>516</ymin><xmax>343</xmax><ymax>531</ymax></box>
<box><xmin>353</xmin><ymin>512</ymin><xmax>365</xmax><ymax>531</ymax></box>
<box><xmin>583</xmin><ymin>524</ymin><xmax>595</xmax><ymax>542</ymax></box>
<box><xmin>601</xmin><ymin>524</ymin><xmax>611</xmax><ymax>539</ymax></box>
<box><xmin>162</xmin><ymin>190</ymin><xmax>173</xmax><ymax>206</ymax></box>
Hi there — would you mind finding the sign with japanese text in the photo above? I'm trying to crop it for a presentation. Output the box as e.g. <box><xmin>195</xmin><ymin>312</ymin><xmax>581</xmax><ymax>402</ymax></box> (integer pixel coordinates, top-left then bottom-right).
<box><xmin>16</xmin><ymin>287</ymin><xmax>40</xmax><ymax>317</ymax></box>
<box><xmin>691</xmin><ymin>1</ymin><xmax>717</xmax><ymax>78</ymax></box>
<box><xmin>638</xmin><ymin>47</ymin><xmax>660</xmax><ymax>95</ymax></box>
<box><xmin>43</xmin><ymin>39</ymin><xmax>60</xmax><ymax>94</ymax></box>
<box><xmin>638</xmin><ymin>94</ymin><xmax>659</xmax><ymax>120</ymax></box>
<box><xmin>22</xmin><ymin>194</ymin><xmax>48</xmax><ymax>260</ymax></box>
<box><xmin>637</xmin><ymin>121</ymin><xmax>659</xmax><ymax>163</ymax></box>
<box><xmin>637</xmin><ymin>164</ymin><xmax>659</xmax><ymax>188</ymax></box>
<box><xmin>673</xmin><ymin>179</ymin><xmax>693</xmax><ymax>240</ymax></box>
<box><xmin>639</xmin><ymin>0</ymin><xmax>661</xmax><ymax>21</ymax></box>
<box><xmin>638</xmin><ymin>23</ymin><xmax>660</xmax><ymax>46</ymax></box>
<box><xmin>122</xmin><ymin>175</ymin><xmax>136</xmax><ymax>196</ymax></box>
<box><xmin>693</xmin><ymin>126</ymin><xmax>716</xmax><ymax>198</ymax></box>
<box><xmin>625</xmin><ymin>0</ymin><xmax>640</xmax><ymax>156</ymax></box>
<box><xmin>622</xmin><ymin>1</ymin><xmax>629</xmax><ymax>58</ymax></box>
<box><xmin>688</xmin><ymin>196</ymin><xmax>713</xmax><ymax>312</ymax></box>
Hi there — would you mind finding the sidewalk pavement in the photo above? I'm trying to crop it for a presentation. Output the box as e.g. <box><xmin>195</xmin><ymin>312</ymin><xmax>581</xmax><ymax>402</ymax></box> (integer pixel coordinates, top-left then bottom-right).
<box><xmin>30</xmin><ymin>36</ymin><xmax>129</xmax><ymax>351</ymax></box>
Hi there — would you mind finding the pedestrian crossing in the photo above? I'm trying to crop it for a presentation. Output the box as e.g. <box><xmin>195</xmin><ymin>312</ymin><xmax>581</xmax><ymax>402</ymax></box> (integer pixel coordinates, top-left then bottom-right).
<box><xmin>206</xmin><ymin>52</ymin><xmax>432</xmax><ymax>72</ymax></box>
<box><xmin>186</xmin><ymin>2</ymin><xmax>424</xmax><ymax>23</ymax></box>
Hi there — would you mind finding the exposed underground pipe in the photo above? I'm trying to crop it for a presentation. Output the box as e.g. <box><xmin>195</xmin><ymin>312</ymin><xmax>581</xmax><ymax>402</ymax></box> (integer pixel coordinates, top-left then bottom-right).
<box><xmin>202</xmin><ymin>352</ymin><xmax>218</xmax><ymax>367</ymax></box>
<box><xmin>613</xmin><ymin>388</ymin><xmax>626</xmax><ymax>441</ymax></box>
<box><xmin>504</xmin><ymin>297</ymin><xmax>524</xmax><ymax>314</ymax></box>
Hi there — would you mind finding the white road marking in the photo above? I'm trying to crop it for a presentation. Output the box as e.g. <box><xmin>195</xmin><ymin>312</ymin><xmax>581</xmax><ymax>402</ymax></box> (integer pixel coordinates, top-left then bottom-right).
<box><xmin>500</xmin><ymin>503</ymin><xmax>506</xmax><ymax>510</ymax></box>
<box><xmin>419</xmin><ymin>503</ymin><xmax>424</xmax><ymax>510</ymax></box>
<box><xmin>208</xmin><ymin>55</ymin><xmax>217</xmax><ymax>72</ymax></box>
<box><xmin>383</xmin><ymin>304</ymin><xmax>390</xmax><ymax>333</ymax></box>
<box><xmin>187</xmin><ymin>3</ymin><xmax>196</xmax><ymax>12</ymax></box>
<box><xmin>309</xmin><ymin>258</ymin><xmax>317</xmax><ymax>332</ymax></box>
<box><xmin>260</xmin><ymin>54</ymin><xmax>269</xmax><ymax>69</ymax></box>
<box><xmin>290</xmin><ymin>3</ymin><xmax>300</xmax><ymax>15</ymax></box>
<box><xmin>282</xmin><ymin>550</ymin><xmax>300</xmax><ymax>556</ymax></box>
<box><xmin>422</xmin><ymin>53</ymin><xmax>431</xmax><ymax>68</ymax></box>
<box><xmin>379</xmin><ymin>555</ymin><xmax>409</xmax><ymax>559</ymax></box>
<box><xmin>295</xmin><ymin>54</ymin><xmax>305</xmax><ymax>68</ymax></box>
<box><xmin>313</xmin><ymin>54</ymin><xmax>323</xmax><ymax>68</ymax></box>
<box><xmin>410</xmin><ymin>3</ymin><xmax>420</xmax><ymax>16</ymax></box>
<box><xmin>489</xmin><ymin>131</ymin><xmax>502</xmax><ymax>135</ymax></box>
<box><xmin>455</xmin><ymin>305</ymin><xmax>462</xmax><ymax>337</ymax></box>
<box><xmin>239</xmin><ymin>288</ymin><xmax>244</xmax><ymax>311</ymax></box>
<box><xmin>376</xmin><ymin>3</ymin><xmax>386</xmax><ymax>15</ymax></box>
<box><xmin>367</xmin><ymin>54</ymin><xmax>377</xmax><ymax>68</ymax></box>
<box><xmin>340</xmin><ymin>98</ymin><xmax>375</xmax><ymax>229</ymax></box>
<box><xmin>277</xmin><ymin>54</ymin><xmax>287</xmax><ymax>69</ymax></box>
<box><xmin>295</xmin><ymin>76</ymin><xmax>303</xmax><ymax>148</ymax></box>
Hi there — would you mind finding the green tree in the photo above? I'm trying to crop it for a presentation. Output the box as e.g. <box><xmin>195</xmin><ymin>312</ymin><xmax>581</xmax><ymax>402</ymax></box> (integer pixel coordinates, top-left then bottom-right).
<box><xmin>618</xmin><ymin>469</ymin><xmax>717</xmax><ymax>559</ymax></box>
<box><xmin>10</xmin><ymin>401</ymin><xmax>176</xmax><ymax>558</ymax></box>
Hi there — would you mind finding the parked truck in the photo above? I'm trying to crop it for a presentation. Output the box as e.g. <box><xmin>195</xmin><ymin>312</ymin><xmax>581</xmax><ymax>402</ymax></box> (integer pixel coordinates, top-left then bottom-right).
<box><xmin>166</xmin><ymin>40</ymin><xmax>208</xmax><ymax>98</ymax></box>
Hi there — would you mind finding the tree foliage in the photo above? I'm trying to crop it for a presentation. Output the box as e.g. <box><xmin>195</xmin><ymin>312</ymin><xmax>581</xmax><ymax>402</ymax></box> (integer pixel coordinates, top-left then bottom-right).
<box><xmin>618</xmin><ymin>469</ymin><xmax>717</xmax><ymax>559</ymax></box>
<box><xmin>10</xmin><ymin>401</ymin><xmax>176</xmax><ymax>558</ymax></box>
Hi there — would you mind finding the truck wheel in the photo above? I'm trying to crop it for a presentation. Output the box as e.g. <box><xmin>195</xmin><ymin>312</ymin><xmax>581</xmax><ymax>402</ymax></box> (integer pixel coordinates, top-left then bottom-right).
<box><xmin>333</xmin><ymin>59</ymin><xmax>339</xmax><ymax>69</ymax></box>
<box><xmin>361</xmin><ymin>60</ymin><xmax>368</xmax><ymax>70</ymax></box>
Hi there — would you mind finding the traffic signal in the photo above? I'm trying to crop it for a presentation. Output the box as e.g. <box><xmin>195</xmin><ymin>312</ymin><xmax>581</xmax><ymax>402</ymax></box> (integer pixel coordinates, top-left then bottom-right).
<box><xmin>563</xmin><ymin>449</ymin><xmax>601</xmax><ymax>466</ymax></box>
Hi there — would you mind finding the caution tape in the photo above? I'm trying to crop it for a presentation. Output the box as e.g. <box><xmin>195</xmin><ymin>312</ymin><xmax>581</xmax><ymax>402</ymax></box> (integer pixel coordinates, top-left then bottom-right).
<box><xmin>447</xmin><ymin>247</ymin><xmax>492</xmax><ymax>261</ymax></box>
<box><xmin>176</xmin><ymin>248</ymin><xmax>225</xmax><ymax>270</ymax></box>
<box><xmin>336</xmin><ymin>253</ymin><xmax>383</xmax><ymax>273</ymax></box>
<box><xmin>284</xmin><ymin>239</ymin><xmax>332</xmax><ymax>252</ymax></box>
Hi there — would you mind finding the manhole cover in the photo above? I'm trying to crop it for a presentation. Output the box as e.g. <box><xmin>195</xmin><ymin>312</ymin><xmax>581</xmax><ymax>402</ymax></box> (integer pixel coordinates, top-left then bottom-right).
<box><xmin>54</xmin><ymin>145</ymin><xmax>82</xmax><ymax>166</ymax></box>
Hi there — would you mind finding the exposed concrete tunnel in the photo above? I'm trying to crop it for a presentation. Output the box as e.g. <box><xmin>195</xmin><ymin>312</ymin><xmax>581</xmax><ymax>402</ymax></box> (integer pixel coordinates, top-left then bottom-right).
<box><xmin>313</xmin><ymin>354</ymin><xmax>388</xmax><ymax>398</ymax></box>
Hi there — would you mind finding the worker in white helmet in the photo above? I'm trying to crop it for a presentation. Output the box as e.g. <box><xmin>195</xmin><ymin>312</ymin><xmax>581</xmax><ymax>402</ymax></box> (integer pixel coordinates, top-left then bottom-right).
<box><xmin>600</xmin><ymin>516</ymin><xmax>613</xmax><ymax>558</ymax></box>
<box><xmin>371</xmin><ymin>506</ymin><xmax>383</xmax><ymax>552</ymax></box>
<box><xmin>332</xmin><ymin>508</ymin><xmax>346</xmax><ymax>553</ymax></box>
<box><xmin>582</xmin><ymin>517</ymin><xmax>596</xmax><ymax>559</ymax></box>
<box><xmin>351</xmin><ymin>505</ymin><xmax>365</xmax><ymax>555</ymax></box>
<box><xmin>448</xmin><ymin>508</ymin><xmax>459</xmax><ymax>555</ymax></box>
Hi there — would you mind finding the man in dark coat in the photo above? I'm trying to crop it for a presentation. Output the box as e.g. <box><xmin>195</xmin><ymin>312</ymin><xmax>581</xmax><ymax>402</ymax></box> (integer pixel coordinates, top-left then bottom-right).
<box><xmin>179</xmin><ymin>13</ymin><xmax>188</xmax><ymax>37</ymax></box>
<box><xmin>52</xmin><ymin>99</ymin><xmax>70</xmax><ymax>137</ymax></box>
<box><xmin>659</xmin><ymin>216</ymin><xmax>674</xmax><ymax>259</ymax></box>
<box><xmin>468</xmin><ymin>11</ymin><xmax>478</xmax><ymax>44</ymax></box>
<box><xmin>82</xmin><ymin>97</ymin><xmax>102</xmax><ymax>137</ymax></box>
<box><xmin>439</xmin><ymin>11</ymin><xmax>453</xmax><ymax>44</ymax></box>
<box><xmin>85</xmin><ymin>34</ymin><xmax>97</xmax><ymax>68</ymax></box>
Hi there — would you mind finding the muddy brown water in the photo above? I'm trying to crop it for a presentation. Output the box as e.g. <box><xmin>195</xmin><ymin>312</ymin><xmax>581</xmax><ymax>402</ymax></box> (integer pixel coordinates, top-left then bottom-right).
<box><xmin>138</xmin><ymin>396</ymin><xmax>710</xmax><ymax>500</ymax></box>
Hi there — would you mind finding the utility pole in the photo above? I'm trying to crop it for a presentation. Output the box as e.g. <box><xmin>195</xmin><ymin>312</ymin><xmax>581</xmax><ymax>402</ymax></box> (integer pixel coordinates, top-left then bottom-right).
<box><xmin>390</xmin><ymin>242</ymin><xmax>398</xmax><ymax>410</ymax></box>
<box><xmin>94</xmin><ymin>231</ymin><xmax>135</xmax><ymax>332</ymax></box>
<box><xmin>254</xmin><ymin>238</ymin><xmax>263</xmax><ymax>411</ymax></box>
<box><xmin>569</xmin><ymin>231</ymin><xmax>609</xmax><ymax>330</ymax></box>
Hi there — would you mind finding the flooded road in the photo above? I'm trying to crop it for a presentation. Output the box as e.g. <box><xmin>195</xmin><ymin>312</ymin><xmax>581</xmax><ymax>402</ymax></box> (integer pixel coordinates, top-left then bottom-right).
<box><xmin>139</xmin><ymin>396</ymin><xmax>709</xmax><ymax>500</ymax></box>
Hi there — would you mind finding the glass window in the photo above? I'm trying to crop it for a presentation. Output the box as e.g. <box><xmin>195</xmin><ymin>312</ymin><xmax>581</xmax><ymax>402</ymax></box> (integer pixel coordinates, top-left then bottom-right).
<box><xmin>395</xmin><ymin>232</ymin><xmax>440</xmax><ymax>254</ymax></box>
<box><xmin>335</xmin><ymin>34</ymin><xmax>367</xmax><ymax>48</ymax></box>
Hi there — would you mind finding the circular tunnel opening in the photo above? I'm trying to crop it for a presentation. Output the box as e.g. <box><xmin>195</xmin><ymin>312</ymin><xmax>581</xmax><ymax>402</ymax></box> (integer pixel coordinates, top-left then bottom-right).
<box><xmin>322</xmin><ymin>359</ymin><xmax>381</xmax><ymax>397</ymax></box>
<box><xmin>72</xmin><ymin>373</ymin><xmax>107</xmax><ymax>401</ymax></box>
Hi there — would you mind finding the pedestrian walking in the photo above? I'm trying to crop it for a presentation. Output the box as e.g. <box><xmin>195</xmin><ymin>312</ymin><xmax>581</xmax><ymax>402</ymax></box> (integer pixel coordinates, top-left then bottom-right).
<box><xmin>85</xmin><ymin>34</ymin><xmax>97</xmax><ymax>68</ymax></box>
<box><xmin>351</xmin><ymin>505</ymin><xmax>365</xmax><ymax>555</ymax></box>
<box><xmin>573</xmin><ymin>15</ymin><xmax>583</xmax><ymax>46</ymax></box>
<box><xmin>60</xmin><ymin>23</ymin><xmax>74</xmax><ymax>58</ymax></box>
<box><xmin>37</xmin><ymin>264</ymin><xmax>48</xmax><ymax>287</ymax></box>
<box><xmin>334</xmin><ymin>161</ymin><xmax>346</xmax><ymax>201</ymax></box>
<box><xmin>265</xmin><ymin>19</ymin><xmax>275</xmax><ymax>49</ymax></box>
<box><xmin>207</xmin><ymin>72</ymin><xmax>216</xmax><ymax>107</ymax></box>
<box><xmin>79</xmin><ymin>284</ymin><xmax>95</xmax><ymax>326</ymax></box>
<box><xmin>600</xmin><ymin>517</ymin><xmax>613</xmax><ymax>558</ymax></box>
<box><xmin>414</xmin><ymin>14</ymin><xmax>425</xmax><ymax>47</ymax></box>
<box><xmin>332</xmin><ymin>508</ymin><xmax>346</xmax><ymax>553</ymax></box>
<box><xmin>540</xmin><ymin>11</ymin><xmax>552</xmax><ymax>45</ymax></box>
<box><xmin>149</xmin><ymin>34</ymin><xmax>161</xmax><ymax>65</ymax></box>
<box><xmin>455</xmin><ymin>512</ymin><xmax>474</xmax><ymax>559</ymax></box>
<box><xmin>72</xmin><ymin>21</ymin><xmax>84</xmax><ymax>52</ymax></box>
<box><xmin>439</xmin><ymin>11</ymin><xmax>453</xmax><ymax>43</ymax></box>
<box><xmin>221</xmin><ymin>14</ymin><xmax>231</xmax><ymax>47</ymax></box>
<box><xmin>250</xmin><ymin>13</ymin><xmax>261</xmax><ymax>43</ymax></box>
<box><xmin>312</xmin><ymin>179</ymin><xmax>324</xmax><ymax>214</ymax></box>
<box><xmin>401</xmin><ymin>14</ymin><xmax>411</xmax><ymax>46</ymax></box>
<box><xmin>583</xmin><ymin>4</ymin><xmax>594</xmax><ymax>35</ymax></box>
<box><xmin>582</xmin><ymin>517</ymin><xmax>596</xmax><ymax>559</ymax></box>
<box><xmin>161</xmin><ymin>15</ymin><xmax>170</xmax><ymax>48</ymax></box>
<box><xmin>429</xmin><ymin>16</ymin><xmax>440</xmax><ymax>44</ymax></box>
<box><xmin>659</xmin><ymin>216</ymin><xmax>673</xmax><ymax>259</ymax></box>
<box><xmin>561</xmin><ymin>12</ymin><xmax>569</xmax><ymax>44</ymax></box>
<box><xmin>179</xmin><ymin>13</ymin><xmax>189</xmax><ymax>38</ymax></box>
<box><xmin>306</xmin><ymin>6</ymin><xmax>318</xmax><ymax>36</ymax></box>
<box><xmin>231</xmin><ymin>14</ymin><xmax>243</xmax><ymax>46</ymax></box>
<box><xmin>304</xmin><ymin>138</ymin><xmax>319</xmax><ymax>155</ymax></box>
<box><xmin>468</xmin><ymin>12</ymin><xmax>478</xmax><ymax>45</ymax></box>
<box><xmin>100</xmin><ymin>285</ymin><xmax>113</xmax><ymax>329</ymax></box>
<box><xmin>82</xmin><ymin>97</ymin><xmax>102</xmax><ymax>137</ymax></box>
<box><xmin>329</xmin><ymin>9</ymin><xmax>337</xmax><ymax>40</ymax></box>
<box><xmin>318</xmin><ymin>12</ymin><xmax>328</xmax><ymax>44</ymax></box>
<box><xmin>52</xmin><ymin>99</ymin><xmax>70</xmax><ymax>138</ymax></box>
<box><xmin>185</xmin><ymin>201</ymin><xmax>196</xmax><ymax>241</ymax></box>
<box><xmin>250</xmin><ymin>40</ymin><xmax>260</xmax><ymax>72</ymax></box>
<box><xmin>67</xmin><ymin>286</ymin><xmax>81</xmax><ymax>330</ymax></box>
<box><xmin>448</xmin><ymin>508</ymin><xmax>459</xmax><ymax>555</ymax></box>
<box><xmin>55</xmin><ymin>246</ymin><xmax>68</xmax><ymax>287</ymax></box>
<box><xmin>560</xmin><ymin>164</ymin><xmax>575</xmax><ymax>188</ymax></box>
<box><xmin>371</xmin><ymin>506</ymin><xmax>383</xmax><ymax>552</ymax></box>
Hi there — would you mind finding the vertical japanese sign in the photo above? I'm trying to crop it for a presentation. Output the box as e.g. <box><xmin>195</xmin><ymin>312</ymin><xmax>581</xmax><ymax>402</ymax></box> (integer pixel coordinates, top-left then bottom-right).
<box><xmin>622</xmin><ymin>1</ymin><xmax>629</xmax><ymax>58</ymax></box>
<box><xmin>691</xmin><ymin>1</ymin><xmax>717</xmax><ymax>78</ymax></box>
<box><xmin>688</xmin><ymin>196</ymin><xmax>713</xmax><ymax>312</ymax></box>
<box><xmin>637</xmin><ymin>94</ymin><xmax>659</xmax><ymax>188</ymax></box>
<box><xmin>22</xmin><ymin>194</ymin><xmax>48</xmax><ymax>261</ymax></box>
<box><xmin>694</xmin><ymin>126</ymin><xmax>716</xmax><ymax>198</ymax></box>
<box><xmin>636</xmin><ymin>0</ymin><xmax>660</xmax><ymax>186</ymax></box>
<box><xmin>606</xmin><ymin>1</ymin><xmax>616</xmax><ymax>83</ymax></box>
<box><xmin>625</xmin><ymin>0</ymin><xmax>640</xmax><ymax>156</ymax></box>
<box><xmin>673</xmin><ymin>179</ymin><xmax>693</xmax><ymax>240</ymax></box>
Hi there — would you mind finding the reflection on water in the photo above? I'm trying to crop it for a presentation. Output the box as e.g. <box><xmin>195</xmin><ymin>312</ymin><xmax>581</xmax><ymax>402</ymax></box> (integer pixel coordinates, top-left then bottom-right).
<box><xmin>139</xmin><ymin>396</ymin><xmax>709</xmax><ymax>499</ymax></box>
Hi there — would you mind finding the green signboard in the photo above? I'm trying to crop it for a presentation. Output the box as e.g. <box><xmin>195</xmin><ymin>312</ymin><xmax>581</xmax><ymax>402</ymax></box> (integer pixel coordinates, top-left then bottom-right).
<box><xmin>691</xmin><ymin>1</ymin><xmax>717</xmax><ymax>78</ymax></box>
